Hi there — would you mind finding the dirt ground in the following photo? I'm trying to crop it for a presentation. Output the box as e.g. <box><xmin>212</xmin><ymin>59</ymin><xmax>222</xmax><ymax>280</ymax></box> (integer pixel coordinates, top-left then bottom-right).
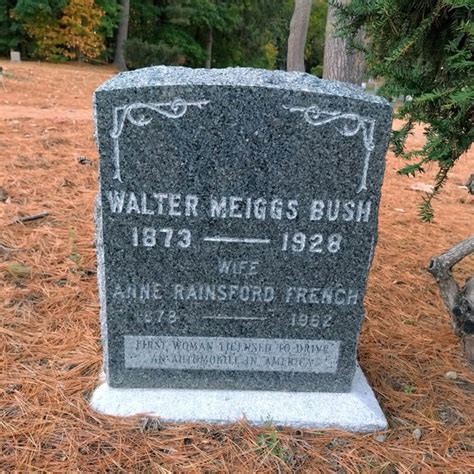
<box><xmin>1</xmin><ymin>61</ymin><xmax>473</xmax><ymax>472</ymax></box>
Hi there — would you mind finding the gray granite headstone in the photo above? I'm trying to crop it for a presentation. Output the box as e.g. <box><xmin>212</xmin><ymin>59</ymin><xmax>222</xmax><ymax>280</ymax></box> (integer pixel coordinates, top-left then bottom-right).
<box><xmin>93</xmin><ymin>67</ymin><xmax>391</xmax><ymax>399</ymax></box>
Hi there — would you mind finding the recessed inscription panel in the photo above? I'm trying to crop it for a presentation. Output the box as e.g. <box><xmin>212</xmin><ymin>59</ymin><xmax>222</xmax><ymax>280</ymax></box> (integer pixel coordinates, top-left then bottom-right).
<box><xmin>125</xmin><ymin>336</ymin><xmax>340</xmax><ymax>373</ymax></box>
<box><xmin>94</xmin><ymin>67</ymin><xmax>392</xmax><ymax>392</ymax></box>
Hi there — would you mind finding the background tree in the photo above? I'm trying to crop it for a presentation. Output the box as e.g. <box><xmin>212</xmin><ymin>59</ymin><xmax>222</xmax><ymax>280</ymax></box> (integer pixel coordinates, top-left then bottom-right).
<box><xmin>113</xmin><ymin>0</ymin><xmax>129</xmax><ymax>70</ymax></box>
<box><xmin>323</xmin><ymin>0</ymin><xmax>365</xmax><ymax>83</ymax></box>
<box><xmin>60</xmin><ymin>0</ymin><xmax>105</xmax><ymax>60</ymax></box>
<box><xmin>170</xmin><ymin>0</ymin><xmax>241</xmax><ymax>69</ymax></box>
<box><xmin>287</xmin><ymin>0</ymin><xmax>312</xmax><ymax>71</ymax></box>
<box><xmin>0</xmin><ymin>0</ymin><xmax>22</xmax><ymax>55</ymax></box>
<box><xmin>336</xmin><ymin>0</ymin><xmax>473</xmax><ymax>218</ymax></box>
<box><xmin>124</xmin><ymin>0</ymin><xmax>241</xmax><ymax>69</ymax></box>
<box><xmin>13</xmin><ymin>0</ymin><xmax>67</xmax><ymax>60</ymax></box>
<box><xmin>336</xmin><ymin>0</ymin><xmax>473</xmax><ymax>363</ymax></box>
<box><xmin>96</xmin><ymin>0</ymin><xmax>120</xmax><ymax>62</ymax></box>
<box><xmin>4</xmin><ymin>0</ymin><xmax>329</xmax><ymax>73</ymax></box>
<box><xmin>125</xmin><ymin>0</ymin><xmax>289</xmax><ymax>70</ymax></box>
<box><xmin>211</xmin><ymin>0</ymin><xmax>292</xmax><ymax>70</ymax></box>
<box><xmin>305</xmin><ymin>0</ymin><xmax>328</xmax><ymax>76</ymax></box>
<box><xmin>13</xmin><ymin>0</ymin><xmax>113</xmax><ymax>61</ymax></box>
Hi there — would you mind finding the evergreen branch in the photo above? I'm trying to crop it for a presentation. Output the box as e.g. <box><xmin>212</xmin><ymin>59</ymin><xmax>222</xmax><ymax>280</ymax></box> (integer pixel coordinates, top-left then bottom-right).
<box><xmin>335</xmin><ymin>0</ymin><xmax>473</xmax><ymax>221</ymax></box>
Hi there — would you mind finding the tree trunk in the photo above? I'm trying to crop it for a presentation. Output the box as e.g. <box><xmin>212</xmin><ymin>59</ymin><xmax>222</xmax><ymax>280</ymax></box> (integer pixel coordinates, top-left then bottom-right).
<box><xmin>428</xmin><ymin>236</ymin><xmax>474</xmax><ymax>368</ymax></box>
<box><xmin>113</xmin><ymin>0</ymin><xmax>130</xmax><ymax>71</ymax></box>
<box><xmin>323</xmin><ymin>0</ymin><xmax>365</xmax><ymax>84</ymax></box>
<box><xmin>287</xmin><ymin>0</ymin><xmax>312</xmax><ymax>72</ymax></box>
<box><xmin>205</xmin><ymin>27</ymin><xmax>213</xmax><ymax>69</ymax></box>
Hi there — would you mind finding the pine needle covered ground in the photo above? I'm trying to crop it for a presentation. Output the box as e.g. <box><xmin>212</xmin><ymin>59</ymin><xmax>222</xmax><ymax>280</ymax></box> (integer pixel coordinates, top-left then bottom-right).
<box><xmin>1</xmin><ymin>61</ymin><xmax>473</xmax><ymax>472</ymax></box>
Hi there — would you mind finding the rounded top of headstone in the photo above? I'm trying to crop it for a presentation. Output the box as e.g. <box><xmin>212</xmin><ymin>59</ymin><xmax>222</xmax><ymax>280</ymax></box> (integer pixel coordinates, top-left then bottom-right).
<box><xmin>96</xmin><ymin>66</ymin><xmax>389</xmax><ymax>106</ymax></box>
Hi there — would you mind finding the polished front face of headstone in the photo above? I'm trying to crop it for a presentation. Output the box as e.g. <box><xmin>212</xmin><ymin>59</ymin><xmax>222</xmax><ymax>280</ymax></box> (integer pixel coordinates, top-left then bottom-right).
<box><xmin>94</xmin><ymin>67</ymin><xmax>391</xmax><ymax>392</ymax></box>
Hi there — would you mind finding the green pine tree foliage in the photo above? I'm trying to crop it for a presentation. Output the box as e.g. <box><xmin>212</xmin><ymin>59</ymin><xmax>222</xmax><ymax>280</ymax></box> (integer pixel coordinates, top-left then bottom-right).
<box><xmin>336</xmin><ymin>0</ymin><xmax>473</xmax><ymax>221</ymax></box>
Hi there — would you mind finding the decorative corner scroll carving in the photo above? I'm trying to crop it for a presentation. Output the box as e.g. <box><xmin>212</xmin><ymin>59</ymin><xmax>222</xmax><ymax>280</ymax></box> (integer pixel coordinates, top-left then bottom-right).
<box><xmin>283</xmin><ymin>104</ymin><xmax>375</xmax><ymax>193</ymax></box>
<box><xmin>110</xmin><ymin>98</ymin><xmax>210</xmax><ymax>182</ymax></box>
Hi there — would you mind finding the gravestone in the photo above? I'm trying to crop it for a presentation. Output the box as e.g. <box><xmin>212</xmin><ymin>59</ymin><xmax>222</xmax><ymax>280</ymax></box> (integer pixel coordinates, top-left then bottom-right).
<box><xmin>90</xmin><ymin>67</ymin><xmax>392</xmax><ymax>431</ymax></box>
<box><xmin>10</xmin><ymin>50</ymin><xmax>21</xmax><ymax>62</ymax></box>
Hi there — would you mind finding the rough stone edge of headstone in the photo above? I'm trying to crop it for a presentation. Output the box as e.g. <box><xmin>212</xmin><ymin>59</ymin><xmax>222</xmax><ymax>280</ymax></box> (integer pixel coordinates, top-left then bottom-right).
<box><xmin>92</xmin><ymin>92</ymin><xmax>109</xmax><ymax>382</ymax></box>
<box><xmin>89</xmin><ymin>366</ymin><xmax>388</xmax><ymax>432</ymax></box>
<box><xmin>95</xmin><ymin>66</ymin><xmax>390</xmax><ymax>107</ymax></box>
<box><xmin>95</xmin><ymin>185</ymin><xmax>109</xmax><ymax>381</ymax></box>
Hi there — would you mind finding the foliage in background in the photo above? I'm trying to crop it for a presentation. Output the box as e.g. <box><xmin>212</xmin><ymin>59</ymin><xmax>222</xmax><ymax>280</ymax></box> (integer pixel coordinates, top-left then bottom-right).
<box><xmin>58</xmin><ymin>0</ymin><xmax>105</xmax><ymax>60</ymax></box>
<box><xmin>124</xmin><ymin>37</ymin><xmax>182</xmax><ymax>70</ymax></box>
<box><xmin>211</xmin><ymin>0</ymin><xmax>291</xmax><ymax>69</ymax></box>
<box><xmin>2</xmin><ymin>0</ymin><xmax>328</xmax><ymax>73</ymax></box>
<box><xmin>13</xmin><ymin>0</ymin><xmax>67</xmax><ymax>60</ymax></box>
<box><xmin>337</xmin><ymin>0</ymin><xmax>473</xmax><ymax>221</ymax></box>
<box><xmin>96</xmin><ymin>0</ymin><xmax>120</xmax><ymax>61</ymax></box>
<box><xmin>126</xmin><ymin>0</ymin><xmax>242</xmax><ymax>69</ymax></box>
<box><xmin>0</xmin><ymin>0</ymin><xmax>22</xmax><ymax>54</ymax></box>
<box><xmin>125</xmin><ymin>0</ymin><xmax>328</xmax><ymax>72</ymax></box>
<box><xmin>11</xmin><ymin>0</ymin><xmax>117</xmax><ymax>61</ymax></box>
<box><xmin>307</xmin><ymin>0</ymin><xmax>328</xmax><ymax>76</ymax></box>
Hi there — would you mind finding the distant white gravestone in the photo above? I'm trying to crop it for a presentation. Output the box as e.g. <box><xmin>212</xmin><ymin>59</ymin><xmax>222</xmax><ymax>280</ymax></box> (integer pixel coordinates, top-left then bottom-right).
<box><xmin>10</xmin><ymin>51</ymin><xmax>21</xmax><ymax>62</ymax></box>
<box><xmin>90</xmin><ymin>66</ymin><xmax>392</xmax><ymax>431</ymax></box>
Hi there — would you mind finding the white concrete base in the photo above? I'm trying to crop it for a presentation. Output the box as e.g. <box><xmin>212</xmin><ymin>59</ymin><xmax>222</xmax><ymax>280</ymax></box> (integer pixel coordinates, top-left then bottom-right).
<box><xmin>90</xmin><ymin>367</ymin><xmax>387</xmax><ymax>432</ymax></box>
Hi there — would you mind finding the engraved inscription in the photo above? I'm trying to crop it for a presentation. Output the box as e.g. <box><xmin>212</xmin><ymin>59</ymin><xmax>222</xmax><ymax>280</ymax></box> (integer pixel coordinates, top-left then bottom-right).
<box><xmin>283</xmin><ymin>103</ymin><xmax>376</xmax><ymax>193</ymax></box>
<box><xmin>110</xmin><ymin>99</ymin><xmax>210</xmax><ymax>182</ymax></box>
<box><xmin>106</xmin><ymin>191</ymin><xmax>372</xmax><ymax>223</ymax></box>
<box><xmin>104</xmin><ymin>190</ymin><xmax>378</xmax><ymax>260</ymax></box>
<box><xmin>110</xmin><ymin>281</ymin><xmax>359</xmax><ymax>307</ymax></box>
<box><xmin>125</xmin><ymin>336</ymin><xmax>340</xmax><ymax>373</ymax></box>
